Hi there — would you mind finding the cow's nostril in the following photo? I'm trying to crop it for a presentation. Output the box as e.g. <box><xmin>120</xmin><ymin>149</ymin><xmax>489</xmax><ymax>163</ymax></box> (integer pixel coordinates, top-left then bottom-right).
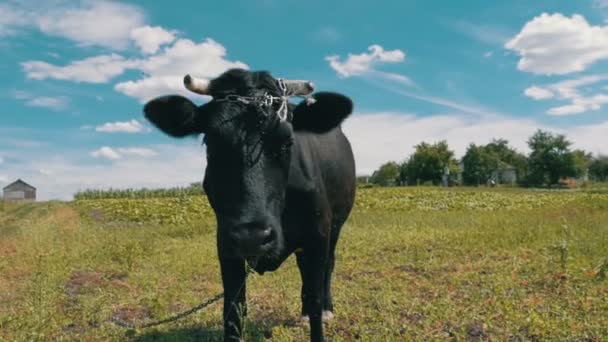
<box><xmin>263</xmin><ymin>228</ymin><xmax>275</xmax><ymax>245</ymax></box>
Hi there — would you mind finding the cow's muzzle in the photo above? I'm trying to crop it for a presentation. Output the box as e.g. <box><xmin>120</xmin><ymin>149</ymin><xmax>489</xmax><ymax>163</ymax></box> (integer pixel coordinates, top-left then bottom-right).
<box><xmin>228</xmin><ymin>221</ymin><xmax>277</xmax><ymax>257</ymax></box>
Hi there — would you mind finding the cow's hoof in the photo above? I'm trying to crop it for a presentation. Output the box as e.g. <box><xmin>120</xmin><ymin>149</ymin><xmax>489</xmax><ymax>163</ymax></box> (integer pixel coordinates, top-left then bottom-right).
<box><xmin>299</xmin><ymin>311</ymin><xmax>334</xmax><ymax>323</ymax></box>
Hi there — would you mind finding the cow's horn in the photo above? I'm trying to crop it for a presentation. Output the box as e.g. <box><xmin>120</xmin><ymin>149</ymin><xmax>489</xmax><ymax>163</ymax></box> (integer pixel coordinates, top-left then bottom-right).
<box><xmin>283</xmin><ymin>80</ymin><xmax>315</xmax><ymax>96</ymax></box>
<box><xmin>184</xmin><ymin>74</ymin><xmax>210</xmax><ymax>95</ymax></box>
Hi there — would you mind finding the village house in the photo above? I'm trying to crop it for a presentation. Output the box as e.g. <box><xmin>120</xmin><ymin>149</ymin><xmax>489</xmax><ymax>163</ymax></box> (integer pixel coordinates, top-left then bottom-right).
<box><xmin>2</xmin><ymin>179</ymin><xmax>36</xmax><ymax>202</ymax></box>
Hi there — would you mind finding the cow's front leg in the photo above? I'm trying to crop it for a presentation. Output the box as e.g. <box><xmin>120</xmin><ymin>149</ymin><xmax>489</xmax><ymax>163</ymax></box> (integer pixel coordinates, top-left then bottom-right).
<box><xmin>219</xmin><ymin>256</ymin><xmax>247</xmax><ymax>342</ymax></box>
<box><xmin>297</xmin><ymin>250</ymin><xmax>328</xmax><ymax>342</ymax></box>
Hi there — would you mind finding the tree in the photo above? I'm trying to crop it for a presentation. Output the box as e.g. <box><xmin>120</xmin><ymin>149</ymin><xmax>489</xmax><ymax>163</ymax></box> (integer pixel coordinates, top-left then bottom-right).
<box><xmin>589</xmin><ymin>155</ymin><xmax>608</xmax><ymax>181</ymax></box>
<box><xmin>402</xmin><ymin>141</ymin><xmax>457</xmax><ymax>185</ymax></box>
<box><xmin>461</xmin><ymin>139</ymin><xmax>528</xmax><ymax>186</ymax></box>
<box><xmin>461</xmin><ymin>144</ymin><xmax>491</xmax><ymax>185</ymax></box>
<box><xmin>572</xmin><ymin>149</ymin><xmax>592</xmax><ymax>177</ymax></box>
<box><xmin>369</xmin><ymin>161</ymin><xmax>401</xmax><ymax>186</ymax></box>
<box><xmin>525</xmin><ymin>130</ymin><xmax>578</xmax><ymax>186</ymax></box>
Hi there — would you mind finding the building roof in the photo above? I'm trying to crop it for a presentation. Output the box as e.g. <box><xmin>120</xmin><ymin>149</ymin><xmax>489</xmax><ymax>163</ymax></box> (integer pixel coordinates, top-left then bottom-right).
<box><xmin>493</xmin><ymin>161</ymin><xmax>516</xmax><ymax>171</ymax></box>
<box><xmin>2</xmin><ymin>179</ymin><xmax>36</xmax><ymax>191</ymax></box>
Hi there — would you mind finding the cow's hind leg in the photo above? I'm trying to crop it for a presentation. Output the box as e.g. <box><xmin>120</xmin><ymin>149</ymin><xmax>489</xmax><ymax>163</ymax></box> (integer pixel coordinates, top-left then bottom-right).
<box><xmin>322</xmin><ymin>222</ymin><xmax>343</xmax><ymax>322</ymax></box>
<box><xmin>321</xmin><ymin>244</ymin><xmax>336</xmax><ymax>321</ymax></box>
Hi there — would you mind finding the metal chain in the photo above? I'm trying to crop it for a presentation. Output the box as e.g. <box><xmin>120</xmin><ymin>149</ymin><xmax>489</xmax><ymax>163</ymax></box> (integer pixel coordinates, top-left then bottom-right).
<box><xmin>212</xmin><ymin>78</ymin><xmax>315</xmax><ymax>122</ymax></box>
<box><xmin>111</xmin><ymin>264</ymin><xmax>256</xmax><ymax>330</ymax></box>
<box><xmin>111</xmin><ymin>293</ymin><xmax>224</xmax><ymax>330</ymax></box>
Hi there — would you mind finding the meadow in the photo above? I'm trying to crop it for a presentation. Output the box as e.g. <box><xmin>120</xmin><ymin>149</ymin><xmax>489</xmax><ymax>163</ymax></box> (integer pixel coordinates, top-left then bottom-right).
<box><xmin>1</xmin><ymin>187</ymin><xmax>608</xmax><ymax>341</ymax></box>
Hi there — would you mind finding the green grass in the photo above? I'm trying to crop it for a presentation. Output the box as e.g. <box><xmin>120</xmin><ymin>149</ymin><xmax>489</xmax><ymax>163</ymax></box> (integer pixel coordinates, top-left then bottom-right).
<box><xmin>1</xmin><ymin>187</ymin><xmax>608</xmax><ymax>341</ymax></box>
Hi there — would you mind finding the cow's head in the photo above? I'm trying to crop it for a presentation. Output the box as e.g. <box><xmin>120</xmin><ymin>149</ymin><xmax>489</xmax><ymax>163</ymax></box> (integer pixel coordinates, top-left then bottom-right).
<box><xmin>144</xmin><ymin>68</ymin><xmax>352</xmax><ymax>259</ymax></box>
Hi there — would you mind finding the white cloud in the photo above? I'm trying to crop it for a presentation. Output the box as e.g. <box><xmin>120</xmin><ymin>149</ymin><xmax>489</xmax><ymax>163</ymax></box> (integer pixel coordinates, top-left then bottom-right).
<box><xmin>22</xmin><ymin>54</ymin><xmax>137</xmax><ymax>83</ymax></box>
<box><xmin>114</xmin><ymin>38</ymin><xmax>248</xmax><ymax>102</ymax></box>
<box><xmin>95</xmin><ymin>120</ymin><xmax>146</xmax><ymax>133</ymax></box>
<box><xmin>39</xmin><ymin>168</ymin><xmax>51</xmax><ymax>176</ymax></box>
<box><xmin>35</xmin><ymin>1</ymin><xmax>145</xmax><ymax>50</ymax></box>
<box><xmin>0</xmin><ymin>2</ymin><xmax>26</xmax><ymax>36</ymax></box>
<box><xmin>130</xmin><ymin>26</ymin><xmax>176</xmax><ymax>54</ymax></box>
<box><xmin>114</xmin><ymin>76</ymin><xmax>193</xmax><ymax>103</ymax></box>
<box><xmin>0</xmin><ymin>175</ymin><xmax>8</xmax><ymax>183</ymax></box>
<box><xmin>326</xmin><ymin>44</ymin><xmax>405</xmax><ymax>78</ymax></box>
<box><xmin>484</xmin><ymin>51</ymin><xmax>494</xmax><ymax>58</ymax></box>
<box><xmin>13</xmin><ymin>90</ymin><xmax>69</xmax><ymax>110</ymax></box>
<box><xmin>23</xmin><ymin>37</ymin><xmax>247</xmax><ymax>103</ymax></box>
<box><xmin>505</xmin><ymin>13</ymin><xmax>608</xmax><ymax>75</ymax></box>
<box><xmin>0</xmin><ymin>1</ymin><xmax>145</xmax><ymax>49</ymax></box>
<box><xmin>524</xmin><ymin>75</ymin><xmax>608</xmax><ymax>115</ymax></box>
<box><xmin>0</xmin><ymin>156</ymin><xmax>3</xmax><ymax>165</ymax></box>
<box><xmin>524</xmin><ymin>86</ymin><xmax>555</xmax><ymax>100</ymax></box>
<box><xmin>91</xmin><ymin>146</ymin><xmax>122</xmax><ymax>160</ymax></box>
<box><xmin>90</xmin><ymin>146</ymin><xmax>157</xmax><ymax>160</ymax></box>
<box><xmin>547</xmin><ymin>94</ymin><xmax>608</xmax><ymax>116</ymax></box>
<box><xmin>25</xmin><ymin>96</ymin><xmax>69</xmax><ymax>110</ymax></box>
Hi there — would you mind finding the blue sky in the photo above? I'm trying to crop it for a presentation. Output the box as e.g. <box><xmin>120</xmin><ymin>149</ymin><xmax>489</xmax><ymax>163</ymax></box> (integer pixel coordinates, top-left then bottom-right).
<box><xmin>1</xmin><ymin>0</ymin><xmax>608</xmax><ymax>199</ymax></box>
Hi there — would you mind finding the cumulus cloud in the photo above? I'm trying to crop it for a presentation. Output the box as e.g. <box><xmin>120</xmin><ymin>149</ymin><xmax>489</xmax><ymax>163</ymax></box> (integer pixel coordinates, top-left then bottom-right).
<box><xmin>25</xmin><ymin>96</ymin><xmax>69</xmax><ymax>110</ymax></box>
<box><xmin>0</xmin><ymin>0</ymin><xmax>145</xmax><ymax>49</ymax></box>
<box><xmin>37</xmin><ymin>1</ymin><xmax>145</xmax><ymax>49</ymax></box>
<box><xmin>22</xmin><ymin>54</ymin><xmax>137</xmax><ymax>83</ymax></box>
<box><xmin>95</xmin><ymin>120</ymin><xmax>146</xmax><ymax>133</ymax></box>
<box><xmin>505</xmin><ymin>13</ymin><xmax>608</xmax><ymax>75</ymax></box>
<box><xmin>13</xmin><ymin>91</ymin><xmax>69</xmax><ymax>110</ymax></box>
<box><xmin>524</xmin><ymin>75</ymin><xmax>608</xmax><ymax>115</ymax></box>
<box><xmin>91</xmin><ymin>146</ymin><xmax>122</xmax><ymax>160</ymax></box>
<box><xmin>22</xmin><ymin>38</ymin><xmax>247</xmax><ymax>103</ymax></box>
<box><xmin>114</xmin><ymin>76</ymin><xmax>195</xmax><ymax>103</ymax></box>
<box><xmin>130</xmin><ymin>25</ymin><xmax>176</xmax><ymax>54</ymax></box>
<box><xmin>90</xmin><ymin>146</ymin><xmax>157</xmax><ymax>160</ymax></box>
<box><xmin>0</xmin><ymin>2</ymin><xmax>26</xmax><ymax>36</ymax></box>
<box><xmin>524</xmin><ymin>86</ymin><xmax>555</xmax><ymax>100</ymax></box>
<box><xmin>326</xmin><ymin>44</ymin><xmax>405</xmax><ymax>78</ymax></box>
<box><xmin>114</xmin><ymin>38</ymin><xmax>248</xmax><ymax>102</ymax></box>
<box><xmin>0</xmin><ymin>156</ymin><xmax>4</xmax><ymax>165</ymax></box>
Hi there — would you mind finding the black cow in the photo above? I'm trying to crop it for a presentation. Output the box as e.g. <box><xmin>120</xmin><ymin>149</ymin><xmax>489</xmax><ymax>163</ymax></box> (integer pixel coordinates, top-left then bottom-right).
<box><xmin>143</xmin><ymin>68</ymin><xmax>356</xmax><ymax>342</ymax></box>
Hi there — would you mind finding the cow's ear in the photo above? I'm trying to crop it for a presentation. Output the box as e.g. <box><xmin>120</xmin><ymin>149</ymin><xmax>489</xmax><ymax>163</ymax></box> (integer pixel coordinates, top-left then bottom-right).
<box><xmin>144</xmin><ymin>95</ymin><xmax>208</xmax><ymax>137</ymax></box>
<box><xmin>291</xmin><ymin>92</ymin><xmax>353</xmax><ymax>133</ymax></box>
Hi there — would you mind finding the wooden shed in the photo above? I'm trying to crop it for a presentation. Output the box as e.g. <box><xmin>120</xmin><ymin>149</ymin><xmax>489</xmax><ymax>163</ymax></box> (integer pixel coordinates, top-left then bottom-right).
<box><xmin>3</xmin><ymin>179</ymin><xmax>36</xmax><ymax>202</ymax></box>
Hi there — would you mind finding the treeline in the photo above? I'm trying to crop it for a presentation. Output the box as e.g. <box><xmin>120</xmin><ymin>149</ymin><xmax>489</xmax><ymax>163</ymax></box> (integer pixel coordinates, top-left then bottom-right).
<box><xmin>74</xmin><ymin>183</ymin><xmax>204</xmax><ymax>200</ymax></box>
<box><xmin>366</xmin><ymin>129</ymin><xmax>608</xmax><ymax>187</ymax></box>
